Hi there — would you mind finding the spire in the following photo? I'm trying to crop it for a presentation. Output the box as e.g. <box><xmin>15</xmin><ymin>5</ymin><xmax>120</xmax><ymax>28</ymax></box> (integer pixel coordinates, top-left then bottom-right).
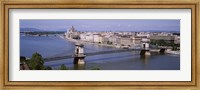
<box><xmin>71</xmin><ymin>26</ymin><xmax>75</xmax><ymax>32</ymax></box>
<box><xmin>67</xmin><ymin>26</ymin><xmax>76</xmax><ymax>33</ymax></box>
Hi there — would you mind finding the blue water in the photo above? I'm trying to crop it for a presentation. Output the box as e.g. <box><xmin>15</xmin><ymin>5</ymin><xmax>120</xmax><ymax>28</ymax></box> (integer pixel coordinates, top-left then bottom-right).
<box><xmin>20</xmin><ymin>35</ymin><xmax>180</xmax><ymax>70</ymax></box>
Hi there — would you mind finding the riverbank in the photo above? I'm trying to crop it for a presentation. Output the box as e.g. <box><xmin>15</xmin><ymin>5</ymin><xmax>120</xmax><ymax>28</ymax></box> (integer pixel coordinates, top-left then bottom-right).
<box><xmin>166</xmin><ymin>50</ymin><xmax>180</xmax><ymax>55</ymax></box>
<box><xmin>60</xmin><ymin>35</ymin><xmax>123</xmax><ymax>48</ymax></box>
<box><xmin>58</xmin><ymin>35</ymin><xmax>180</xmax><ymax>55</ymax></box>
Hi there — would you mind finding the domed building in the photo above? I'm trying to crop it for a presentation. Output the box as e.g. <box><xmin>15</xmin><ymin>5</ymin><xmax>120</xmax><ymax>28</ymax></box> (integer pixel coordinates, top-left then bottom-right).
<box><xmin>65</xmin><ymin>26</ymin><xmax>80</xmax><ymax>39</ymax></box>
<box><xmin>68</xmin><ymin>26</ymin><xmax>76</xmax><ymax>33</ymax></box>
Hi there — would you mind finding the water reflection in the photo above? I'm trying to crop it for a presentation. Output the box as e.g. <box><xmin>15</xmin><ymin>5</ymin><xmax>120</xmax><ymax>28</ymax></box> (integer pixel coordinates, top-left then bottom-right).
<box><xmin>140</xmin><ymin>55</ymin><xmax>150</xmax><ymax>65</ymax></box>
<box><xmin>73</xmin><ymin>64</ymin><xmax>85</xmax><ymax>70</ymax></box>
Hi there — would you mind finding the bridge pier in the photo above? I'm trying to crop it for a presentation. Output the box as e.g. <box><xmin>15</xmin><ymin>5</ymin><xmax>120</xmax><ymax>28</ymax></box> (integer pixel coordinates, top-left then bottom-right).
<box><xmin>140</xmin><ymin>42</ymin><xmax>151</xmax><ymax>56</ymax></box>
<box><xmin>74</xmin><ymin>57</ymin><xmax>85</xmax><ymax>64</ymax></box>
<box><xmin>140</xmin><ymin>50</ymin><xmax>151</xmax><ymax>56</ymax></box>
<box><xmin>159</xmin><ymin>48</ymin><xmax>166</xmax><ymax>54</ymax></box>
<box><xmin>73</xmin><ymin>43</ymin><xmax>86</xmax><ymax>65</ymax></box>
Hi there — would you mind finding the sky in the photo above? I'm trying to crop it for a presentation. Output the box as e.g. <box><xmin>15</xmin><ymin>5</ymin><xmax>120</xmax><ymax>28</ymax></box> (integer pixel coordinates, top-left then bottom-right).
<box><xmin>20</xmin><ymin>19</ymin><xmax>180</xmax><ymax>32</ymax></box>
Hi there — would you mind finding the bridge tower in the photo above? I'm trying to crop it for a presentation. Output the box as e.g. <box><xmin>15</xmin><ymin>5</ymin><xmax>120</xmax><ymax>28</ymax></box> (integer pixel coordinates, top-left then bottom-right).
<box><xmin>73</xmin><ymin>43</ymin><xmax>86</xmax><ymax>65</ymax></box>
<box><xmin>140</xmin><ymin>42</ymin><xmax>151</xmax><ymax>56</ymax></box>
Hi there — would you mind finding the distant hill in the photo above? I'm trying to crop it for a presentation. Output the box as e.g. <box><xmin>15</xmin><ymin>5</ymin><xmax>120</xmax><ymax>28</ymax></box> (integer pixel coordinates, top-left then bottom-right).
<box><xmin>20</xmin><ymin>28</ymin><xmax>42</xmax><ymax>32</ymax></box>
<box><xmin>20</xmin><ymin>28</ymin><xmax>179</xmax><ymax>33</ymax></box>
<box><xmin>20</xmin><ymin>28</ymin><xmax>67</xmax><ymax>32</ymax></box>
<box><xmin>56</xmin><ymin>28</ymin><xmax>67</xmax><ymax>31</ymax></box>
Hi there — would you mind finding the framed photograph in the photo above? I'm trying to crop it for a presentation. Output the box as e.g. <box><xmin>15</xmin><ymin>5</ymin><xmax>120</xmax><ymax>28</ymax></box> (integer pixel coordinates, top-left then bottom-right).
<box><xmin>1</xmin><ymin>0</ymin><xmax>199</xmax><ymax>89</ymax></box>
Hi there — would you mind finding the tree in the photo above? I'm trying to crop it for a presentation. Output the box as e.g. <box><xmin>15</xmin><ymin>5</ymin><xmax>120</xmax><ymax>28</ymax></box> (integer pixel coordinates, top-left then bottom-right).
<box><xmin>60</xmin><ymin>64</ymin><xmax>68</xmax><ymax>70</ymax></box>
<box><xmin>150</xmin><ymin>40</ymin><xmax>157</xmax><ymax>45</ymax></box>
<box><xmin>20</xmin><ymin>56</ymin><xmax>26</xmax><ymax>63</ymax></box>
<box><xmin>91</xmin><ymin>67</ymin><xmax>100</xmax><ymax>70</ymax></box>
<box><xmin>28</xmin><ymin>52</ymin><xmax>44</xmax><ymax>70</ymax></box>
<box><xmin>45</xmin><ymin>66</ymin><xmax>52</xmax><ymax>70</ymax></box>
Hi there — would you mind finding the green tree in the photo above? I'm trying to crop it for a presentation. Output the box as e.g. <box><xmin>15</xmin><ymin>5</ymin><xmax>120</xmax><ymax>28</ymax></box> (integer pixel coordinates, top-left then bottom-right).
<box><xmin>45</xmin><ymin>66</ymin><xmax>52</xmax><ymax>70</ymax></box>
<box><xmin>150</xmin><ymin>40</ymin><xmax>157</xmax><ymax>45</ymax></box>
<box><xmin>20</xmin><ymin>56</ymin><xmax>26</xmax><ymax>63</ymax></box>
<box><xmin>28</xmin><ymin>52</ymin><xmax>44</xmax><ymax>70</ymax></box>
<box><xmin>91</xmin><ymin>67</ymin><xmax>100</xmax><ymax>70</ymax></box>
<box><xmin>60</xmin><ymin>64</ymin><xmax>68</xmax><ymax>70</ymax></box>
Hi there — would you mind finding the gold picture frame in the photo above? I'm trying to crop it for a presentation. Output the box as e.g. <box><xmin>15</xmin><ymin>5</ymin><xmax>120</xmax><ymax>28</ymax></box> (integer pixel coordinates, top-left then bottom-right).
<box><xmin>0</xmin><ymin>0</ymin><xmax>199</xmax><ymax>90</ymax></box>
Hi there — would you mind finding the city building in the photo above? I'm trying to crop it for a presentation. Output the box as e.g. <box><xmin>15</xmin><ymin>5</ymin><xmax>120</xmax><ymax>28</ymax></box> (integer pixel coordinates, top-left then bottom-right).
<box><xmin>174</xmin><ymin>35</ymin><xmax>180</xmax><ymax>44</ymax></box>
<box><xmin>65</xmin><ymin>26</ymin><xmax>80</xmax><ymax>39</ymax></box>
<box><xmin>150</xmin><ymin>36</ymin><xmax>175</xmax><ymax>43</ymax></box>
<box><xmin>65</xmin><ymin>26</ymin><xmax>179</xmax><ymax>50</ymax></box>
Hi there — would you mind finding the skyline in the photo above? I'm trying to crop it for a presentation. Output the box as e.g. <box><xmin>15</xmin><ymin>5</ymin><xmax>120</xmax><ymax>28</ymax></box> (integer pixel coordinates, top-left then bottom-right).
<box><xmin>20</xmin><ymin>19</ymin><xmax>180</xmax><ymax>32</ymax></box>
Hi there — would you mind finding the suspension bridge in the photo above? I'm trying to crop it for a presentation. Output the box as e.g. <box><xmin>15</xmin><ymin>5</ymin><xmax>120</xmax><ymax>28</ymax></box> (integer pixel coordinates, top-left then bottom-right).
<box><xmin>43</xmin><ymin>46</ymin><xmax>169</xmax><ymax>62</ymax></box>
<box><xmin>43</xmin><ymin>48</ymin><xmax>142</xmax><ymax>62</ymax></box>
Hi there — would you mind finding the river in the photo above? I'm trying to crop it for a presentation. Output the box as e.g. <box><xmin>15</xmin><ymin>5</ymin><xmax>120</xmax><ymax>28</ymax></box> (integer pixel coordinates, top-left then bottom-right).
<box><xmin>20</xmin><ymin>35</ymin><xmax>180</xmax><ymax>70</ymax></box>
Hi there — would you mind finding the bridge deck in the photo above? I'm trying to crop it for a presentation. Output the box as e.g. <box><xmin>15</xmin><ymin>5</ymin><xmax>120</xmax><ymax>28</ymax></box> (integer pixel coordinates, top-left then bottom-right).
<box><xmin>44</xmin><ymin>49</ymin><xmax>141</xmax><ymax>62</ymax></box>
<box><xmin>44</xmin><ymin>48</ymin><xmax>169</xmax><ymax>62</ymax></box>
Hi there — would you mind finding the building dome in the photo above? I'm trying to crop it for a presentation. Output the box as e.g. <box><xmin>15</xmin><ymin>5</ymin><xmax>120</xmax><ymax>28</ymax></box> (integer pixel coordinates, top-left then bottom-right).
<box><xmin>68</xmin><ymin>26</ymin><xmax>76</xmax><ymax>32</ymax></box>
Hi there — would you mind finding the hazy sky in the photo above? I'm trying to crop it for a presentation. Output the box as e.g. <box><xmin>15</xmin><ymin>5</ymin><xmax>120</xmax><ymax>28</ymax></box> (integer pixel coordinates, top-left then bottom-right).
<box><xmin>20</xmin><ymin>19</ymin><xmax>180</xmax><ymax>32</ymax></box>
